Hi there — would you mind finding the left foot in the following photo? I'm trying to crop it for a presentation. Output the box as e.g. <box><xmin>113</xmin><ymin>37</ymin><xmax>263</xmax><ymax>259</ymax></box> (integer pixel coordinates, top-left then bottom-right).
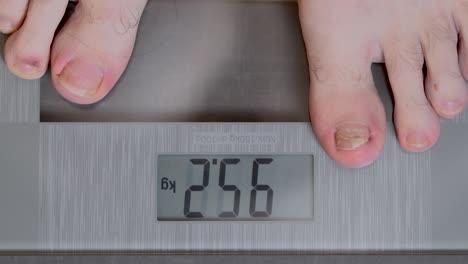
<box><xmin>299</xmin><ymin>0</ymin><xmax>468</xmax><ymax>168</ymax></box>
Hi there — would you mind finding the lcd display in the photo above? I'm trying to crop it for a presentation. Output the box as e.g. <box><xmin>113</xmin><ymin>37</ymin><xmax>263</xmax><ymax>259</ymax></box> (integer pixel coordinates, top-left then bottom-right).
<box><xmin>157</xmin><ymin>155</ymin><xmax>313</xmax><ymax>221</ymax></box>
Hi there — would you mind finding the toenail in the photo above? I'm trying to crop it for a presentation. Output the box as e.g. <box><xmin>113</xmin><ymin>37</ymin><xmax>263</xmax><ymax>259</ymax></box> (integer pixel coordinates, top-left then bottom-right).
<box><xmin>15</xmin><ymin>60</ymin><xmax>42</xmax><ymax>75</ymax></box>
<box><xmin>57</xmin><ymin>59</ymin><xmax>104</xmax><ymax>98</ymax></box>
<box><xmin>406</xmin><ymin>132</ymin><xmax>430</xmax><ymax>149</ymax></box>
<box><xmin>0</xmin><ymin>16</ymin><xmax>13</xmax><ymax>33</ymax></box>
<box><xmin>335</xmin><ymin>124</ymin><xmax>370</xmax><ymax>151</ymax></box>
<box><xmin>440</xmin><ymin>101</ymin><xmax>464</xmax><ymax>116</ymax></box>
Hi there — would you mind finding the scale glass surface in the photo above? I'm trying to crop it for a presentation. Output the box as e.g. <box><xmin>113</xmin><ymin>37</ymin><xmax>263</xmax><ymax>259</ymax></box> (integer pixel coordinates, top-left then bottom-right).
<box><xmin>1</xmin><ymin>0</ymin><xmax>468</xmax><ymax>254</ymax></box>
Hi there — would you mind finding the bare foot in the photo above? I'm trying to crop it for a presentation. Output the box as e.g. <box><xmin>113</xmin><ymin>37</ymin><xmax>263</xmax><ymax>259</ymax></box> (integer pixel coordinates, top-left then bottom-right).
<box><xmin>1</xmin><ymin>0</ymin><xmax>147</xmax><ymax>104</ymax></box>
<box><xmin>299</xmin><ymin>0</ymin><xmax>468</xmax><ymax>168</ymax></box>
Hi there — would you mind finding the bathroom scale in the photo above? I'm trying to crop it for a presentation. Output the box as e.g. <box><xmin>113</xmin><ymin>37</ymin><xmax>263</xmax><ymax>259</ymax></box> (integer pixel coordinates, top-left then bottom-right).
<box><xmin>1</xmin><ymin>0</ymin><xmax>468</xmax><ymax>254</ymax></box>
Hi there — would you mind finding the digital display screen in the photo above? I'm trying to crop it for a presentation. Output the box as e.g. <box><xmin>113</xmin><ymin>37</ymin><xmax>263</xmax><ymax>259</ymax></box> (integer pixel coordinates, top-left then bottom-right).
<box><xmin>157</xmin><ymin>155</ymin><xmax>314</xmax><ymax>221</ymax></box>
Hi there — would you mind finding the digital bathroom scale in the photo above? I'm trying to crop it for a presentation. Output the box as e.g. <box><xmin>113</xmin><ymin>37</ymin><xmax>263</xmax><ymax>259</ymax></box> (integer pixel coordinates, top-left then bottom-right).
<box><xmin>1</xmin><ymin>0</ymin><xmax>468</xmax><ymax>254</ymax></box>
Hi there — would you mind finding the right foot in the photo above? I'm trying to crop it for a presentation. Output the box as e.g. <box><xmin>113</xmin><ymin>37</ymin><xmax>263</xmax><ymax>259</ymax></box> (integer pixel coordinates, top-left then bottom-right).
<box><xmin>299</xmin><ymin>0</ymin><xmax>468</xmax><ymax>168</ymax></box>
<box><xmin>1</xmin><ymin>0</ymin><xmax>148</xmax><ymax>104</ymax></box>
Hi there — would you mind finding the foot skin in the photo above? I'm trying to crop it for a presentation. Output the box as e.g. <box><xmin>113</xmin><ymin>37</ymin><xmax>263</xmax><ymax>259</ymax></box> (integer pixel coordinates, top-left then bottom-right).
<box><xmin>299</xmin><ymin>0</ymin><xmax>468</xmax><ymax>168</ymax></box>
<box><xmin>0</xmin><ymin>0</ymin><xmax>148</xmax><ymax>104</ymax></box>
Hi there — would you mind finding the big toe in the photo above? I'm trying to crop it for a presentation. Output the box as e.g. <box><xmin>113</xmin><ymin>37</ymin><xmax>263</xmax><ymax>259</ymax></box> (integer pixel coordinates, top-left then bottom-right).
<box><xmin>299</xmin><ymin>1</ymin><xmax>387</xmax><ymax>168</ymax></box>
<box><xmin>309</xmin><ymin>69</ymin><xmax>387</xmax><ymax>168</ymax></box>
<box><xmin>306</xmin><ymin>46</ymin><xmax>386</xmax><ymax>168</ymax></box>
<box><xmin>51</xmin><ymin>0</ymin><xmax>147</xmax><ymax>105</ymax></box>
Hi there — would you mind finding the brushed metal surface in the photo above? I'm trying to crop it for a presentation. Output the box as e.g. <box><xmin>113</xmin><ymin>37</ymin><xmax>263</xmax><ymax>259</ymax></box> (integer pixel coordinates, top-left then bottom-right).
<box><xmin>431</xmin><ymin>123</ymin><xmax>468</xmax><ymax>251</ymax></box>
<box><xmin>38</xmin><ymin>123</ymin><xmax>431</xmax><ymax>252</ymax></box>
<box><xmin>2</xmin><ymin>255</ymin><xmax>468</xmax><ymax>263</ymax></box>
<box><xmin>0</xmin><ymin>125</ymin><xmax>39</xmax><ymax>251</ymax></box>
